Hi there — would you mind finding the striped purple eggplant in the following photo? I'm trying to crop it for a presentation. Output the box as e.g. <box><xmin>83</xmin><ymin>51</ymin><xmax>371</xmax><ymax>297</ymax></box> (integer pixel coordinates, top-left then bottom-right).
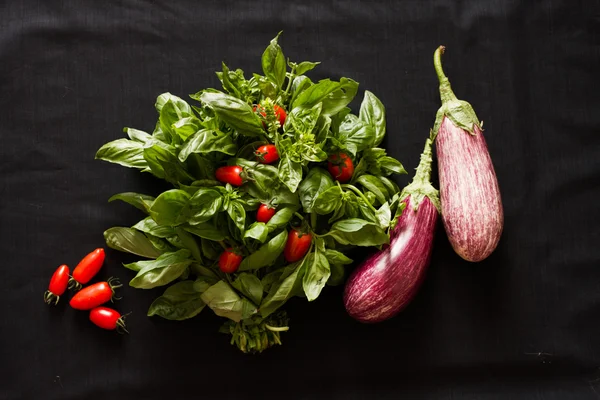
<box><xmin>432</xmin><ymin>46</ymin><xmax>504</xmax><ymax>262</ymax></box>
<box><xmin>344</xmin><ymin>136</ymin><xmax>439</xmax><ymax>323</ymax></box>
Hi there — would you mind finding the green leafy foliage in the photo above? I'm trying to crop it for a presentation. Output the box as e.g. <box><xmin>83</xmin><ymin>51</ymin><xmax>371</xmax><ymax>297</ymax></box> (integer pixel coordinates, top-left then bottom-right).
<box><xmin>97</xmin><ymin>33</ymin><xmax>406</xmax><ymax>354</ymax></box>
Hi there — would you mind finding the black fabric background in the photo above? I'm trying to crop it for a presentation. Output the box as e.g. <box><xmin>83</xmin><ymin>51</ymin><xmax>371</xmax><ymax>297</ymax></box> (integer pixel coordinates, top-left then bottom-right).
<box><xmin>1</xmin><ymin>1</ymin><xmax>599</xmax><ymax>399</ymax></box>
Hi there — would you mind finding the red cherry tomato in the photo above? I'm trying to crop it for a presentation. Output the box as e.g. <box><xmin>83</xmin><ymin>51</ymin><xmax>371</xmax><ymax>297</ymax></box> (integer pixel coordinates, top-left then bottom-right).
<box><xmin>70</xmin><ymin>248</ymin><xmax>105</xmax><ymax>290</ymax></box>
<box><xmin>218</xmin><ymin>248</ymin><xmax>243</xmax><ymax>274</ymax></box>
<box><xmin>89</xmin><ymin>307</ymin><xmax>129</xmax><ymax>333</ymax></box>
<box><xmin>255</xmin><ymin>144</ymin><xmax>280</xmax><ymax>164</ymax></box>
<box><xmin>44</xmin><ymin>264</ymin><xmax>70</xmax><ymax>305</ymax></box>
<box><xmin>327</xmin><ymin>153</ymin><xmax>354</xmax><ymax>183</ymax></box>
<box><xmin>70</xmin><ymin>277</ymin><xmax>122</xmax><ymax>310</ymax></box>
<box><xmin>253</xmin><ymin>104</ymin><xmax>287</xmax><ymax>127</ymax></box>
<box><xmin>215</xmin><ymin>166</ymin><xmax>244</xmax><ymax>187</ymax></box>
<box><xmin>284</xmin><ymin>230</ymin><xmax>312</xmax><ymax>263</ymax></box>
<box><xmin>256</xmin><ymin>204</ymin><xmax>277</xmax><ymax>223</ymax></box>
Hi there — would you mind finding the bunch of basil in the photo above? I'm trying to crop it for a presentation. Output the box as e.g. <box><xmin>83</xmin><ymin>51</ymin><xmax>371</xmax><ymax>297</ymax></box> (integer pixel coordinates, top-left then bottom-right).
<box><xmin>96</xmin><ymin>33</ymin><xmax>406</xmax><ymax>353</ymax></box>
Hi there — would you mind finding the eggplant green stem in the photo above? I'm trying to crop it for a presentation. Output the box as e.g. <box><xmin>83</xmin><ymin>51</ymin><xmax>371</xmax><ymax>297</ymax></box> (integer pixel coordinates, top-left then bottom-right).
<box><xmin>413</xmin><ymin>133</ymin><xmax>435</xmax><ymax>185</ymax></box>
<box><xmin>433</xmin><ymin>45</ymin><xmax>457</xmax><ymax>104</ymax></box>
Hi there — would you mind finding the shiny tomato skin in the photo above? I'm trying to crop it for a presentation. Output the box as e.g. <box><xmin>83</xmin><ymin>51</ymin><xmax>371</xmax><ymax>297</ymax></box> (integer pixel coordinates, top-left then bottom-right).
<box><xmin>274</xmin><ymin>105</ymin><xmax>287</xmax><ymax>126</ymax></box>
<box><xmin>70</xmin><ymin>281</ymin><xmax>114</xmax><ymax>310</ymax></box>
<box><xmin>48</xmin><ymin>264</ymin><xmax>70</xmax><ymax>296</ymax></box>
<box><xmin>256</xmin><ymin>204</ymin><xmax>277</xmax><ymax>223</ymax></box>
<box><xmin>89</xmin><ymin>307</ymin><xmax>121</xmax><ymax>330</ymax></box>
<box><xmin>284</xmin><ymin>230</ymin><xmax>312</xmax><ymax>263</ymax></box>
<box><xmin>215</xmin><ymin>166</ymin><xmax>244</xmax><ymax>187</ymax></box>
<box><xmin>255</xmin><ymin>144</ymin><xmax>279</xmax><ymax>164</ymax></box>
<box><xmin>327</xmin><ymin>153</ymin><xmax>354</xmax><ymax>183</ymax></box>
<box><xmin>253</xmin><ymin>105</ymin><xmax>287</xmax><ymax>127</ymax></box>
<box><xmin>72</xmin><ymin>248</ymin><xmax>105</xmax><ymax>285</ymax></box>
<box><xmin>219</xmin><ymin>248</ymin><xmax>243</xmax><ymax>274</ymax></box>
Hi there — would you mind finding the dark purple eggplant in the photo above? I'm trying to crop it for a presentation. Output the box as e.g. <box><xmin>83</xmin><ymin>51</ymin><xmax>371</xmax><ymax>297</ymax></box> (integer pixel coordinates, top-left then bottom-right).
<box><xmin>432</xmin><ymin>46</ymin><xmax>503</xmax><ymax>262</ymax></box>
<box><xmin>343</xmin><ymin>135</ymin><xmax>439</xmax><ymax>323</ymax></box>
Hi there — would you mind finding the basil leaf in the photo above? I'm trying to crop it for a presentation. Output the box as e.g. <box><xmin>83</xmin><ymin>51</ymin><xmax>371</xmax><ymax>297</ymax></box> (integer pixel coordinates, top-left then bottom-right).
<box><xmin>266</xmin><ymin>206</ymin><xmax>296</xmax><ymax>232</ymax></box>
<box><xmin>261</xmin><ymin>269</ymin><xmax>284</xmax><ymax>293</ymax></box>
<box><xmin>289</xmin><ymin>75</ymin><xmax>312</xmax><ymax>107</ymax></box>
<box><xmin>344</xmin><ymin>193</ymin><xmax>360</xmax><ymax>218</ymax></box>
<box><xmin>285</xmin><ymin>103</ymin><xmax>322</xmax><ymax>135</ymax></box>
<box><xmin>178</xmin><ymin>129</ymin><xmax>237</xmax><ymax>161</ymax></box>
<box><xmin>199</xmin><ymin>91</ymin><xmax>264</xmax><ymax>136</ymax></box>
<box><xmin>193</xmin><ymin>274</ymin><xmax>219</xmax><ymax>292</ymax></box>
<box><xmin>144</xmin><ymin>234</ymin><xmax>176</xmax><ymax>255</ymax></box>
<box><xmin>201</xmin><ymin>238</ymin><xmax>220</xmax><ymax>261</ymax></box>
<box><xmin>294</xmin><ymin>61</ymin><xmax>320</xmax><ymax>76</ymax></box>
<box><xmin>260</xmin><ymin>260</ymin><xmax>307</xmax><ymax>318</ymax></box>
<box><xmin>328</xmin><ymin>201</ymin><xmax>346</xmax><ymax>223</ymax></box>
<box><xmin>125</xmin><ymin>127</ymin><xmax>152</xmax><ymax>144</ymax></box>
<box><xmin>253</xmin><ymin>73</ymin><xmax>278</xmax><ymax>99</ymax></box>
<box><xmin>227</xmin><ymin>200</ymin><xmax>246</xmax><ymax>233</ymax></box>
<box><xmin>338</xmin><ymin>114</ymin><xmax>375</xmax><ymax>155</ymax></box>
<box><xmin>108</xmin><ymin>192</ymin><xmax>154</xmax><ymax>213</ymax></box>
<box><xmin>201</xmin><ymin>280</ymin><xmax>257</xmax><ymax>322</ymax></box>
<box><xmin>380</xmin><ymin>156</ymin><xmax>407</xmax><ymax>175</ymax></box>
<box><xmin>313</xmin><ymin>186</ymin><xmax>344</xmax><ymax>215</ymax></box>
<box><xmin>239</xmin><ymin>230</ymin><xmax>287</xmax><ymax>271</ymax></box>
<box><xmin>278</xmin><ymin>154</ymin><xmax>303</xmax><ymax>193</ymax></box>
<box><xmin>302</xmin><ymin>240</ymin><xmax>331</xmax><ymax>301</ymax></box>
<box><xmin>327</xmin><ymin>263</ymin><xmax>345</xmax><ymax>286</ymax></box>
<box><xmin>379</xmin><ymin>176</ymin><xmax>400</xmax><ymax>196</ymax></box>
<box><xmin>171</xmin><ymin>116</ymin><xmax>202</xmax><ymax>141</ymax></box>
<box><xmin>188</xmin><ymin>188</ymin><xmax>223</xmax><ymax>225</ymax></box>
<box><xmin>183</xmin><ymin>223</ymin><xmax>227</xmax><ymax>241</ymax></box>
<box><xmin>327</xmin><ymin>218</ymin><xmax>389</xmax><ymax>246</ymax></box>
<box><xmin>298</xmin><ymin>168</ymin><xmax>334</xmax><ymax>213</ymax></box>
<box><xmin>292</xmin><ymin>77</ymin><xmax>358</xmax><ymax>116</ymax></box>
<box><xmin>104</xmin><ymin>227</ymin><xmax>162</xmax><ymax>259</ymax></box>
<box><xmin>357</xmin><ymin>175</ymin><xmax>390</xmax><ymax>204</ymax></box>
<box><xmin>128</xmin><ymin>249</ymin><xmax>193</xmax><ymax>289</ymax></box>
<box><xmin>174</xmin><ymin>227</ymin><xmax>202</xmax><ymax>262</ymax></box>
<box><xmin>147</xmin><ymin>280</ymin><xmax>205</xmax><ymax>321</ymax></box>
<box><xmin>359</xmin><ymin>90</ymin><xmax>386</xmax><ymax>146</ymax></box>
<box><xmin>156</xmin><ymin>92</ymin><xmax>192</xmax><ymax>115</ymax></box>
<box><xmin>95</xmin><ymin>139</ymin><xmax>147</xmax><ymax>169</ymax></box>
<box><xmin>320</xmin><ymin>77</ymin><xmax>359</xmax><ymax>116</ymax></box>
<box><xmin>357</xmin><ymin>199</ymin><xmax>378</xmax><ymax>224</ymax></box>
<box><xmin>149</xmin><ymin>189</ymin><xmax>191</xmax><ymax>226</ymax></box>
<box><xmin>261</xmin><ymin>32</ymin><xmax>286</xmax><ymax>88</ymax></box>
<box><xmin>217</xmin><ymin>62</ymin><xmax>243</xmax><ymax>99</ymax></box>
<box><xmin>324</xmin><ymin>249</ymin><xmax>353</xmax><ymax>265</ymax></box>
<box><xmin>376</xmin><ymin>202</ymin><xmax>392</xmax><ymax>230</ymax></box>
<box><xmin>133</xmin><ymin>217</ymin><xmax>176</xmax><ymax>238</ymax></box>
<box><xmin>244</xmin><ymin>222</ymin><xmax>269</xmax><ymax>243</ymax></box>
<box><xmin>232</xmin><ymin>273</ymin><xmax>263</xmax><ymax>305</ymax></box>
<box><xmin>292</xmin><ymin>79</ymin><xmax>340</xmax><ymax>110</ymax></box>
<box><xmin>143</xmin><ymin>141</ymin><xmax>192</xmax><ymax>184</ymax></box>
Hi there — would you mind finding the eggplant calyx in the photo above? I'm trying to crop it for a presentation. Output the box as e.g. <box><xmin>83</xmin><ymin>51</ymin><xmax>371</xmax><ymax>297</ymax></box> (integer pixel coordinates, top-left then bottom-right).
<box><xmin>400</xmin><ymin>134</ymin><xmax>440</xmax><ymax>213</ymax></box>
<box><xmin>433</xmin><ymin>45</ymin><xmax>482</xmax><ymax>136</ymax></box>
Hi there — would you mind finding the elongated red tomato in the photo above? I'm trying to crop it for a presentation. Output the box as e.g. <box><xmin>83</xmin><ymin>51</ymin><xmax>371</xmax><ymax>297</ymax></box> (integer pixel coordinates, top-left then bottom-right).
<box><xmin>215</xmin><ymin>166</ymin><xmax>244</xmax><ymax>187</ymax></box>
<box><xmin>255</xmin><ymin>144</ymin><xmax>279</xmax><ymax>164</ymax></box>
<box><xmin>256</xmin><ymin>204</ymin><xmax>277</xmax><ymax>223</ymax></box>
<box><xmin>69</xmin><ymin>248</ymin><xmax>105</xmax><ymax>290</ymax></box>
<box><xmin>327</xmin><ymin>153</ymin><xmax>354</xmax><ymax>183</ymax></box>
<box><xmin>284</xmin><ymin>230</ymin><xmax>312</xmax><ymax>263</ymax></box>
<box><xmin>44</xmin><ymin>264</ymin><xmax>70</xmax><ymax>305</ymax></box>
<box><xmin>219</xmin><ymin>248</ymin><xmax>243</xmax><ymax>274</ymax></box>
<box><xmin>70</xmin><ymin>277</ymin><xmax>122</xmax><ymax>310</ymax></box>
<box><xmin>89</xmin><ymin>307</ymin><xmax>129</xmax><ymax>333</ymax></box>
<box><xmin>253</xmin><ymin>104</ymin><xmax>287</xmax><ymax>127</ymax></box>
